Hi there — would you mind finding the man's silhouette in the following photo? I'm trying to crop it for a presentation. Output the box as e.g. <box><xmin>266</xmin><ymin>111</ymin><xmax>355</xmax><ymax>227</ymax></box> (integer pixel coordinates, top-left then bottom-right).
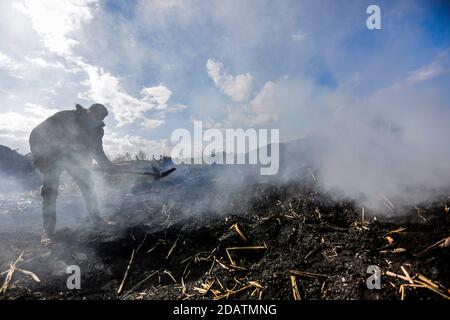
<box><xmin>29</xmin><ymin>103</ymin><xmax>113</xmax><ymax>245</ymax></box>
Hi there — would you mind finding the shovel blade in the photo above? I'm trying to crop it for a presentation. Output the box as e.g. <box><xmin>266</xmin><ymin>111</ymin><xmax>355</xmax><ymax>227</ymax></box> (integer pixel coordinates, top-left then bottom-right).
<box><xmin>159</xmin><ymin>167</ymin><xmax>176</xmax><ymax>179</ymax></box>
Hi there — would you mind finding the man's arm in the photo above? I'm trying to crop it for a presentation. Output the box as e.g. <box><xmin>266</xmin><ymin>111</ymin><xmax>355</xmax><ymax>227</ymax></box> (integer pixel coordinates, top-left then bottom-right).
<box><xmin>94</xmin><ymin>128</ymin><xmax>113</xmax><ymax>169</ymax></box>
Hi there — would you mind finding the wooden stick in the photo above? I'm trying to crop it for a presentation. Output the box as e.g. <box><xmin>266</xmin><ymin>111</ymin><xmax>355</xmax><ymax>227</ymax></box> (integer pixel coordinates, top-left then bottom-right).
<box><xmin>385</xmin><ymin>271</ymin><xmax>410</xmax><ymax>282</ymax></box>
<box><xmin>386</xmin><ymin>227</ymin><xmax>406</xmax><ymax>235</ymax></box>
<box><xmin>117</xmin><ymin>249</ymin><xmax>136</xmax><ymax>295</ymax></box>
<box><xmin>163</xmin><ymin>270</ymin><xmax>177</xmax><ymax>284</ymax></box>
<box><xmin>400</xmin><ymin>266</ymin><xmax>413</xmax><ymax>285</ymax></box>
<box><xmin>230</xmin><ymin>223</ymin><xmax>247</xmax><ymax>242</ymax></box>
<box><xmin>213</xmin><ymin>283</ymin><xmax>254</xmax><ymax>300</ymax></box>
<box><xmin>117</xmin><ymin>233</ymin><xmax>148</xmax><ymax>295</ymax></box>
<box><xmin>122</xmin><ymin>269</ymin><xmax>160</xmax><ymax>297</ymax></box>
<box><xmin>399</xmin><ymin>284</ymin><xmax>406</xmax><ymax>300</ymax></box>
<box><xmin>289</xmin><ymin>269</ymin><xmax>327</xmax><ymax>279</ymax></box>
<box><xmin>417</xmin><ymin>237</ymin><xmax>447</xmax><ymax>256</ymax></box>
<box><xmin>226</xmin><ymin>245</ymin><xmax>267</xmax><ymax>251</ymax></box>
<box><xmin>16</xmin><ymin>268</ymin><xmax>41</xmax><ymax>283</ymax></box>
<box><xmin>225</xmin><ymin>245</ymin><xmax>267</xmax><ymax>266</ymax></box>
<box><xmin>415</xmin><ymin>280</ymin><xmax>450</xmax><ymax>300</ymax></box>
<box><xmin>0</xmin><ymin>252</ymin><xmax>24</xmax><ymax>295</ymax></box>
<box><xmin>290</xmin><ymin>275</ymin><xmax>301</xmax><ymax>300</ymax></box>
<box><xmin>417</xmin><ymin>274</ymin><xmax>439</xmax><ymax>289</ymax></box>
<box><xmin>166</xmin><ymin>237</ymin><xmax>179</xmax><ymax>260</ymax></box>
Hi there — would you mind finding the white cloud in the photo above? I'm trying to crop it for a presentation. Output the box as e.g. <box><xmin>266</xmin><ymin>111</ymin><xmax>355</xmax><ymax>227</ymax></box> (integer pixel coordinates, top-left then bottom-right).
<box><xmin>76</xmin><ymin>59</ymin><xmax>184</xmax><ymax>127</ymax></box>
<box><xmin>141</xmin><ymin>85</ymin><xmax>172</xmax><ymax>110</ymax></box>
<box><xmin>206</xmin><ymin>58</ymin><xmax>253</xmax><ymax>102</ymax></box>
<box><xmin>25</xmin><ymin>57</ymin><xmax>51</xmax><ymax>68</ymax></box>
<box><xmin>0</xmin><ymin>112</ymin><xmax>37</xmax><ymax>139</ymax></box>
<box><xmin>166</xmin><ymin>103</ymin><xmax>187</xmax><ymax>113</ymax></box>
<box><xmin>12</xmin><ymin>0</ymin><xmax>99</xmax><ymax>55</ymax></box>
<box><xmin>141</xmin><ymin>118</ymin><xmax>165</xmax><ymax>130</ymax></box>
<box><xmin>0</xmin><ymin>104</ymin><xmax>59</xmax><ymax>140</ymax></box>
<box><xmin>0</xmin><ymin>51</ymin><xmax>72</xmax><ymax>80</ymax></box>
<box><xmin>78</xmin><ymin>61</ymin><xmax>153</xmax><ymax>126</ymax></box>
<box><xmin>0</xmin><ymin>51</ymin><xmax>23</xmax><ymax>78</ymax></box>
<box><xmin>0</xmin><ymin>103</ymin><xmax>58</xmax><ymax>153</ymax></box>
<box><xmin>405</xmin><ymin>50</ymin><xmax>450</xmax><ymax>84</ymax></box>
<box><xmin>25</xmin><ymin>56</ymin><xmax>69</xmax><ymax>71</ymax></box>
<box><xmin>24</xmin><ymin>103</ymin><xmax>59</xmax><ymax>118</ymax></box>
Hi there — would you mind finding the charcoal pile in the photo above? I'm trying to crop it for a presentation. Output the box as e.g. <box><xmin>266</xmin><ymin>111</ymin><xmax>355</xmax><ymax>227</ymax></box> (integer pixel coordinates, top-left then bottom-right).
<box><xmin>0</xmin><ymin>163</ymin><xmax>449</xmax><ymax>300</ymax></box>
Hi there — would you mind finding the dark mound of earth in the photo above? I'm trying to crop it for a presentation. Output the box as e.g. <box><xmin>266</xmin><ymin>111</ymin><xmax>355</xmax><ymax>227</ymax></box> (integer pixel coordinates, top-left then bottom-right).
<box><xmin>0</xmin><ymin>178</ymin><xmax>449</xmax><ymax>300</ymax></box>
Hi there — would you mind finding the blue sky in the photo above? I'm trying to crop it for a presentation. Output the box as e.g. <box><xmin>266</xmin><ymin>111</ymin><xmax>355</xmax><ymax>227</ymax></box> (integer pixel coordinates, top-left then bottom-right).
<box><xmin>0</xmin><ymin>0</ymin><xmax>449</xmax><ymax>158</ymax></box>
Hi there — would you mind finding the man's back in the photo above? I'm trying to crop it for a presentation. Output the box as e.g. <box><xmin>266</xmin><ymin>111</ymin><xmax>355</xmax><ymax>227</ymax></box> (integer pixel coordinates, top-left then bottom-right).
<box><xmin>29</xmin><ymin>107</ymin><xmax>104</xmax><ymax>166</ymax></box>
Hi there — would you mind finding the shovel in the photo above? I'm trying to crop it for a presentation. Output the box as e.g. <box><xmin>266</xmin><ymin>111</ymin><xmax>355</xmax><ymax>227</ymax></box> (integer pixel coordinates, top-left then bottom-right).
<box><xmin>96</xmin><ymin>166</ymin><xmax>176</xmax><ymax>180</ymax></box>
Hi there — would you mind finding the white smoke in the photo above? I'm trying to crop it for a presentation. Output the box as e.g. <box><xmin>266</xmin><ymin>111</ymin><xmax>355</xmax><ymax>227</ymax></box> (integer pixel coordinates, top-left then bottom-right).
<box><xmin>263</xmin><ymin>70</ymin><xmax>450</xmax><ymax>211</ymax></box>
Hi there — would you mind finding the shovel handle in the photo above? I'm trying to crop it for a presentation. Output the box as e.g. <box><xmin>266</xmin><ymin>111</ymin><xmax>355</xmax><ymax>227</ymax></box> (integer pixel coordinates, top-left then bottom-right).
<box><xmin>94</xmin><ymin>167</ymin><xmax>176</xmax><ymax>179</ymax></box>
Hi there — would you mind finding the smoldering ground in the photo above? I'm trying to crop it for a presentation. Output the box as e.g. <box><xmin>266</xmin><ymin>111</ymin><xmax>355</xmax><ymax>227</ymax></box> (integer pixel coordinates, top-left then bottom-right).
<box><xmin>0</xmin><ymin>156</ymin><xmax>448</xmax><ymax>300</ymax></box>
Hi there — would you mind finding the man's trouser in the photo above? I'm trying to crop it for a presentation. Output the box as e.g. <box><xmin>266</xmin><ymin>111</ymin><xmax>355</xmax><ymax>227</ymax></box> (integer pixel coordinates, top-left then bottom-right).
<box><xmin>39</xmin><ymin>161</ymin><xmax>101</xmax><ymax>235</ymax></box>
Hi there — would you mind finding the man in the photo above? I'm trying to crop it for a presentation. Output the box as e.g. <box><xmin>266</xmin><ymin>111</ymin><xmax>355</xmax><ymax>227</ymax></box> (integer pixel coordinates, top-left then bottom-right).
<box><xmin>29</xmin><ymin>103</ymin><xmax>113</xmax><ymax>245</ymax></box>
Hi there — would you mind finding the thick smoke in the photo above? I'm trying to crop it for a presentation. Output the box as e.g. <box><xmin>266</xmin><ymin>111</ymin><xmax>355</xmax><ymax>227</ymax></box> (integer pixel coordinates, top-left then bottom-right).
<box><xmin>98</xmin><ymin>70</ymin><xmax>450</xmax><ymax>219</ymax></box>
<box><xmin>267</xmin><ymin>75</ymin><xmax>450</xmax><ymax>212</ymax></box>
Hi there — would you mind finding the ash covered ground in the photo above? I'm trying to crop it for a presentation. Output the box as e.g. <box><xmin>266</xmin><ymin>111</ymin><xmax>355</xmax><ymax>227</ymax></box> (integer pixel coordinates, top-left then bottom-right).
<box><xmin>0</xmin><ymin>156</ymin><xmax>449</xmax><ymax>300</ymax></box>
